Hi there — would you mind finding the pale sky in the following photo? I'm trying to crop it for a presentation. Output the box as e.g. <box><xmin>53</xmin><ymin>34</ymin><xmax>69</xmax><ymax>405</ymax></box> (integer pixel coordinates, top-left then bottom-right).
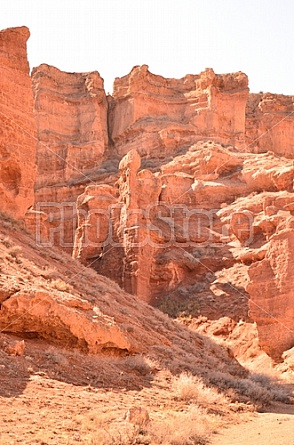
<box><xmin>1</xmin><ymin>0</ymin><xmax>293</xmax><ymax>95</ymax></box>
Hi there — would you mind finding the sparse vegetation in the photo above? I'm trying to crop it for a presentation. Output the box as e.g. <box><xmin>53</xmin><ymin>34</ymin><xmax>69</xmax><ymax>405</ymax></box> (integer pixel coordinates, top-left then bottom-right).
<box><xmin>123</xmin><ymin>355</ymin><xmax>159</xmax><ymax>376</ymax></box>
<box><xmin>172</xmin><ymin>372</ymin><xmax>227</xmax><ymax>406</ymax></box>
<box><xmin>0</xmin><ymin>199</ymin><xmax>293</xmax><ymax>445</ymax></box>
<box><xmin>207</xmin><ymin>370</ymin><xmax>290</xmax><ymax>407</ymax></box>
<box><xmin>0</xmin><ymin>235</ymin><xmax>14</xmax><ymax>248</ymax></box>
<box><xmin>7</xmin><ymin>245</ymin><xmax>22</xmax><ymax>259</ymax></box>
<box><xmin>0</xmin><ymin>210</ymin><xmax>28</xmax><ymax>232</ymax></box>
<box><xmin>79</xmin><ymin>405</ymin><xmax>213</xmax><ymax>445</ymax></box>
<box><xmin>52</xmin><ymin>278</ymin><xmax>73</xmax><ymax>292</ymax></box>
<box><xmin>157</xmin><ymin>294</ymin><xmax>200</xmax><ymax>318</ymax></box>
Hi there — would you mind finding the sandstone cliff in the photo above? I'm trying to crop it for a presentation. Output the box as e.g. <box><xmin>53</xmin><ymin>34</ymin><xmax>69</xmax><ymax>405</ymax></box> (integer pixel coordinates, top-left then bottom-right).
<box><xmin>32</xmin><ymin>64</ymin><xmax>108</xmax><ymax>189</ymax></box>
<box><xmin>31</xmin><ymin>64</ymin><xmax>110</xmax><ymax>248</ymax></box>
<box><xmin>1</xmin><ymin>26</ymin><xmax>294</xmax><ymax>362</ymax></box>
<box><xmin>0</xmin><ymin>26</ymin><xmax>36</xmax><ymax>217</ymax></box>
<box><xmin>109</xmin><ymin>65</ymin><xmax>249</xmax><ymax>158</ymax></box>
<box><xmin>246</xmin><ymin>92</ymin><xmax>294</xmax><ymax>157</ymax></box>
<box><xmin>247</xmin><ymin>218</ymin><xmax>294</xmax><ymax>360</ymax></box>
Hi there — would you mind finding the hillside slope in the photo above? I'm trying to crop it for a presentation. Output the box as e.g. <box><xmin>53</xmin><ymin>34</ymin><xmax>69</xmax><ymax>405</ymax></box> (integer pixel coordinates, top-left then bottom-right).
<box><xmin>1</xmin><ymin>212</ymin><xmax>293</xmax><ymax>444</ymax></box>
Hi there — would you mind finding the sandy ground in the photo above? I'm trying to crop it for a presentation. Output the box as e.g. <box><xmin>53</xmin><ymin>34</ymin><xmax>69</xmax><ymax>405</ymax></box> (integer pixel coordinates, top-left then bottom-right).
<box><xmin>211</xmin><ymin>403</ymin><xmax>294</xmax><ymax>445</ymax></box>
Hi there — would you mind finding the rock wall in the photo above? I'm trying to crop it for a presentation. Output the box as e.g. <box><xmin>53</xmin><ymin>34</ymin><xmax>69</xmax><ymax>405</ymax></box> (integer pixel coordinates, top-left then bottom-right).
<box><xmin>0</xmin><ymin>26</ymin><xmax>36</xmax><ymax>218</ymax></box>
<box><xmin>1</xmin><ymin>25</ymin><xmax>294</xmax><ymax>359</ymax></box>
<box><xmin>109</xmin><ymin>65</ymin><xmax>249</xmax><ymax>158</ymax></box>
<box><xmin>247</xmin><ymin>220</ymin><xmax>294</xmax><ymax>360</ymax></box>
<box><xmin>30</xmin><ymin>62</ymin><xmax>294</xmax><ymax>252</ymax></box>
<box><xmin>246</xmin><ymin>93</ymin><xmax>294</xmax><ymax>158</ymax></box>
<box><xmin>32</xmin><ymin>64</ymin><xmax>108</xmax><ymax>189</ymax></box>
<box><xmin>32</xmin><ymin>64</ymin><xmax>109</xmax><ymax>247</ymax></box>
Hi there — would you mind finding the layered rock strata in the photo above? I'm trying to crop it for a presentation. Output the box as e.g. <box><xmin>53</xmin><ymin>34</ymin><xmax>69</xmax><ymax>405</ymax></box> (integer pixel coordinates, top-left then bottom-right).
<box><xmin>247</xmin><ymin>218</ymin><xmax>294</xmax><ymax>359</ymax></box>
<box><xmin>31</xmin><ymin>64</ymin><xmax>109</xmax><ymax>247</ymax></box>
<box><xmin>0</xmin><ymin>26</ymin><xmax>36</xmax><ymax>217</ymax></box>
<box><xmin>246</xmin><ymin>93</ymin><xmax>294</xmax><ymax>157</ymax></box>
<box><xmin>1</xmin><ymin>25</ymin><xmax>294</xmax><ymax>359</ymax></box>
<box><xmin>109</xmin><ymin>65</ymin><xmax>249</xmax><ymax>158</ymax></box>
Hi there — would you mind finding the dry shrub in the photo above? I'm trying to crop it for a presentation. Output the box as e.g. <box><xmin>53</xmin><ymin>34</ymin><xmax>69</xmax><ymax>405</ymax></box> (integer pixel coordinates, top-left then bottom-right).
<box><xmin>0</xmin><ymin>236</ymin><xmax>13</xmax><ymax>248</ymax></box>
<box><xmin>7</xmin><ymin>245</ymin><xmax>22</xmax><ymax>259</ymax></box>
<box><xmin>208</xmin><ymin>370</ymin><xmax>275</xmax><ymax>406</ymax></box>
<box><xmin>90</xmin><ymin>424</ymin><xmax>140</xmax><ymax>445</ymax></box>
<box><xmin>123</xmin><ymin>355</ymin><xmax>159</xmax><ymax>376</ymax></box>
<box><xmin>172</xmin><ymin>372</ymin><xmax>227</xmax><ymax>406</ymax></box>
<box><xmin>44</xmin><ymin>346</ymin><xmax>69</xmax><ymax>366</ymax></box>
<box><xmin>236</xmin><ymin>379</ymin><xmax>272</xmax><ymax>405</ymax></box>
<box><xmin>79</xmin><ymin>412</ymin><xmax>143</xmax><ymax>445</ymax></box>
<box><xmin>148</xmin><ymin>406</ymin><xmax>210</xmax><ymax>445</ymax></box>
<box><xmin>52</xmin><ymin>278</ymin><xmax>72</xmax><ymax>292</ymax></box>
<box><xmin>250</xmin><ymin>372</ymin><xmax>291</xmax><ymax>403</ymax></box>
<box><xmin>83</xmin><ymin>406</ymin><xmax>211</xmax><ymax>445</ymax></box>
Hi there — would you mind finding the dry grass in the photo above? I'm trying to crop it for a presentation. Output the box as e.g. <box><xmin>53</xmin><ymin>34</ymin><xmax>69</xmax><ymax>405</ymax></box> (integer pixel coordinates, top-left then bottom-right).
<box><xmin>249</xmin><ymin>372</ymin><xmax>291</xmax><ymax>403</ymax></box>
<box><xmin>0</xmin><ymin>235</ymin><xmax>14</xmax><ymax>248</ymax></box>
<box><xmin>148</xmin><ymin>406</ymin><xmax>213</xmax><ymax>445</ymax></box>
<box><xmin>207</xmin><ymin>370</ymin><xmax>284</xmax><ymax>407</ymax></box>
<box><xmin>122</xmin><ymin>355</ymin><xmax>160</xmax><ymax>376</ymax></box>
<box><xmin>52</xmin><ymin>278</ymin><xmax>73</xmax><ymax>292</ymax></box>
<box><xmin>78</xmin><ymin>405</ymin><xmax>213</xmax><ymax>445</ymax></box>
<box><xmin>172</xmin><ymin>372</ymin><xmax>227</xmax><ymax>406</ymax></box>
<box><xmin>7</xmin><ymin>245</ymin><xmax>22</xmax><ymax>259</ymax></box>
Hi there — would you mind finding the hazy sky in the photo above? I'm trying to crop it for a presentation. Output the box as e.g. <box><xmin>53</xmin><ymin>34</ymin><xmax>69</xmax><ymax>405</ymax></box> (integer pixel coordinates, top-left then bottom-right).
<box><xmin>1</xmin><ymin>0</ymin><xmax>293</xmax><ymax>95</ymax></box>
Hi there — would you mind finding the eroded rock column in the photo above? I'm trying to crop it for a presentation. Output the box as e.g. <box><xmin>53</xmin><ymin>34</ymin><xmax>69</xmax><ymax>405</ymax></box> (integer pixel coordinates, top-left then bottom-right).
<box><xmin>0</xmin><ymin>26</ymin><xmax>36</xmax><ymax>217</ymax></box>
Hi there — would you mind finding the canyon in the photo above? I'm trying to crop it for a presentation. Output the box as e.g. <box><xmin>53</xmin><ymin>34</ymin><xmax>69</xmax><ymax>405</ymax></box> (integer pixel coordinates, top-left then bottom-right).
<box><xmin>0</xmin><ymin>25</ymin><xmax>294</xmax><ymax>444</ymax></box>
<box><xmin>1</xmin><ymin>25</ymin><xmax>294</xmax><ymax>360</ymax></box>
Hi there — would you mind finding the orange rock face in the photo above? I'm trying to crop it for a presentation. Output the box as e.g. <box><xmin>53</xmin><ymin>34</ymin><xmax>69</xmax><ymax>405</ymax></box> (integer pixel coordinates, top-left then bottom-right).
<box><xmin>32</xmin><ymin>64</ymin><xmax>108</xmax><ymax>189</ymax></box>
<box><xmin>2</xmin><ymin>26</ymin><xmax>294</xmax><ymax>360</ymax></box>
<box><xmin>73</xmin><ymin>140</ymin><xmax>294</xmax><ymax>294</ymax></box>
<box><xmin>32</xmin><ymin>64</ymin><xmax>109</xmax><ymax>247</ymax></box>
<box><xmin>109</xmin><ymin>65</ymin><xmax>249</xmax><ymax>158</ymax></box>
<box><xmin>246</xmin><ymin>93</ymin><xmax>294</xmax><ymax>158</ymax></box>
<box><xmin>247</xmin><ymin>221</ymin><xmax>294</xmax><ymax>359</ymax></box>
<box><xmin>0</xmin><ymin>26</ymin><xmax>36</xmax><ymax>218</ymax></box>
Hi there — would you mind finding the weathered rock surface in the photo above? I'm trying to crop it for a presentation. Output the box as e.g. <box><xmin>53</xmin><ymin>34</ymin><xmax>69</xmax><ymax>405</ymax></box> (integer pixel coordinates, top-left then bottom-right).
<box><xmin>0</xmin><ymin>26</ymin><xmax>36</xmax><ymax>217</ymax></box>
<box><xmin>0</xmin><ymin>218</ymin><xmax>247</xmax><ymax>382</ymax></box>
<box><xmin>247</xmin><ymin>222</ymin><xmax>294</xmax><ymax>359</ymax></box>
<box><xmin>74</xmin><ymin>144</ymin><xmax>294</xmax><ymax>319</ymax></box>
<box><xmin>0</xmin><ymin>290</ymin><xmax>132</xmax><ymax>353</ymax></box>
<box><xmin>1</xmin><ymin>25</ymin><xmax>294</xmax><ymax>362</ymax></box>
<box><xmin>246</xmin><ymin>93</ymin><xmax>294</xmax><ymax>158</ymax></box>
<box><xmin>109</xmin><ymin>65</ymin><xmax>249</xmax><ymax>158</ymax></box>
<box><xmin>31</xmin><ymin>64</ymin><xmax>110</xmax><ymax>248</ymax></box>
<box><xmin>32</xmin><ymin>64</ymin><xmax>109</xmax><ymax>189</ymax></box>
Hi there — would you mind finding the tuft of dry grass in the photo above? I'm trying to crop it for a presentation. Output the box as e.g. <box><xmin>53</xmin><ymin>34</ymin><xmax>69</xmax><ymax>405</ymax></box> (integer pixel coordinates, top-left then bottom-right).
<box><xmin>207</xmin><ymin>370</ymin><xmax>283</xmax><ymax>407</ymax></box>
<box><xmin>7</xmin><ymin>245</ymin><xmax>23</xmax><ymax>261</ymax></box>
<box><xmin>79</xmin><ymin>404</ymin><xmax>213</xmax><ymax>445</ymax></box>
<box><xmin>123</xmin><ymin>355</ymin><xmax>160</xmax><ymax>376</ymax></box>
<box><xmin>52</xmin><ymin>278</ymin><xmax>72</xmax><ymax>292</ymax></box>
<box><xmin>0</xmin><ymin>235</ymin><xmax>14</xmax><ymax>248</ymax></box>
<box><xmin>172</xmin><ymin>372</ymin><xmax>227</xmax><ymax>406</ymax></box>
<box><xmin>148</xmin><ymin>406</ymin><xmax>212</xmax><ymax>445</ymax></box>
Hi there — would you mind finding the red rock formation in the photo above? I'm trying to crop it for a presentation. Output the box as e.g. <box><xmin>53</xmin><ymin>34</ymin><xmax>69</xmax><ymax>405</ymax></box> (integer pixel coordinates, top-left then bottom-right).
<box><xmin>2</xmin><ymin>25</ymin><xmax>294</xmax><ymax>361</ymax></box>
<box><xmin>247</xmin><ymin>220</ymin><xmax>294</xmax><ymax>359</ymax></box>
<box><xmin>246</xmin><ymin>93</ymin><xmax>294</xmax><ymax>158</ymax></box>
<box><xmin>0</xmin><ymin>290</ymin><xmax>132</xmax><ymax>353</ymax></box>
<box><xmin>73</xmin><ymin>141</ymin><xmax>294</xmax><ymax>314</ymax></box>
<box><xmin>109</xmin><ymin>65</ymin><xmax>249</xmax><ymax>158</ymax></box>
<box><xmin>73</xmin><ymin>183</ymin><xmax>120</xmax><ymax>280</ymax></box>
<box><xmin>32</xmin><ymin>64</ymin><xmax>108</xmax><ymax>189</ymax></box>
<box><xmin>73</xmin><ymin>149</ymin><xmax>162</xmax><ymax>303</ymax></box>
<box><xmin>32</xmin><ymin>64</ymin><xmax>109</xmax><ymax>247</ymax></box>
<box><xmin>117</xmin><ymin>150</ymin><xmax>162</xmax><ymax>301</ymax></box>
<box><xmin>0</xmin><ymin>26</ymin><xmax>36</xmax><ymax>217</ymax></box>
